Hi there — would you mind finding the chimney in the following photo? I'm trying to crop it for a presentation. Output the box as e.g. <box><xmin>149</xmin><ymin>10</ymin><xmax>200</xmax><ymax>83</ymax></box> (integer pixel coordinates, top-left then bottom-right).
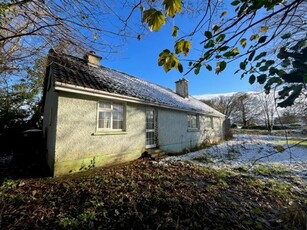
<box><xmin>175</xmin><ymin>78</ymin><xmax>189</xmax><ymax>98</ymax></box>
<box><xmin>84</xmin><ymin>51</ymin><xmax>102</xmax><ymax>66</ymax></box>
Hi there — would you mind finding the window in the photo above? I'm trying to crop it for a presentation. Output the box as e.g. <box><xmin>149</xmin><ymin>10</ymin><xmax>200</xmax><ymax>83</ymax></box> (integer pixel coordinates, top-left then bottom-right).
<box><xmin>187</xmin><ymin>114</ymin><xmax>199</xmax><ymax>129</ymax></box>
<box><xmin>210</xmin><ymin>117</ymin><xmax>214</xmax><ymax>129</ymax></box>
<box><xmin>97</xmin><ymin>101</ymin><xmax>124</xmax><ymax>131</ymax></box>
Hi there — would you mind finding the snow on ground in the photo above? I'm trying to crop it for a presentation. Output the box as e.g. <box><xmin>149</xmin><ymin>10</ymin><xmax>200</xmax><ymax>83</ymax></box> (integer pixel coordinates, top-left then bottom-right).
<box><xmin>163</xmin><ymin>135</ymin><xmax>307</xmax><ymax>181</ymax></box>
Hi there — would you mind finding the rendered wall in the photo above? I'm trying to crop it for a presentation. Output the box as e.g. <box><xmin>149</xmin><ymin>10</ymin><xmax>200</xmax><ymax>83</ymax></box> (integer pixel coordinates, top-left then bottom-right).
<box><xmin>53</xmin><ymin>92</ymin><xmax>146</xmax><ymax>176</ymax></box>
<box><xmin>42</xmin><ymin>77</ymin><xmax>58</xmax><ymax>174</ymax></box>
<box><xmin>157</xmin><ymin>108</ymin><xmax>224</xmax><ymax>153</ymax></box>
<box><xmin>44</xmin><ymin>89</ymin><xmax>224</xmax><ymax>176</ymax></box>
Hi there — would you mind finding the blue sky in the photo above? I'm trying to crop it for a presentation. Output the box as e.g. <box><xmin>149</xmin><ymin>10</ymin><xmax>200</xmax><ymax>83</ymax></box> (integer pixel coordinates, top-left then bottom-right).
<box><xmin>102</xmin><ymin>29</ymin><xmax>254</xmax><ymax>97</ymax></box>
<box><xmin>99</xmin><ymin>4</ymin><xmax>255</xmax><ymax>97</ymax></box>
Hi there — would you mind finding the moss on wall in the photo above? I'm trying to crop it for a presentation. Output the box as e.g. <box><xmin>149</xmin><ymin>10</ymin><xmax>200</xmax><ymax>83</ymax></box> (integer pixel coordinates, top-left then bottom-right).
<box><xmin>53</xmin><ymin>149</ymin><xmax>143</xmax><ymax>176</ymax></box>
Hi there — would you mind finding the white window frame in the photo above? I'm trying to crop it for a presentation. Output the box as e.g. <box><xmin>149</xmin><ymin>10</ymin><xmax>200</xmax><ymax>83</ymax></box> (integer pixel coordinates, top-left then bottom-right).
<box><xmin>210</xmin><ymin>117</ymin><xmax>214</xmax><ymax>129</ymax></box>
<box><xmin>187</xmin><ymin>114</ymin><xmax>199</xmax><ymax>130</ymax></box>
<box><xmin>97</xmin><ymin>101</ymin><xmax>125</xmax><ymax>131</ymax></box>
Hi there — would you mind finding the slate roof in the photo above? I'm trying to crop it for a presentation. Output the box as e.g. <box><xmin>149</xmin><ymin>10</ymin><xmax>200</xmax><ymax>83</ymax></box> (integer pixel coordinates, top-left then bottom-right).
<box><xmin>48</xmin><ymin>51</ymin><xmax>224</xmax><ymax>117</ymax></box>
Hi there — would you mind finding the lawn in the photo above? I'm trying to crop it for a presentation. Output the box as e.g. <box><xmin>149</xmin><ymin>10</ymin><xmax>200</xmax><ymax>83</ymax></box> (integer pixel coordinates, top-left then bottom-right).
<box><xmin>1</xmin><ymin>158</ymin><xmax>307</xmax><ymax>229</ymax></box>
<box><xmin>276</xmin><ymin>139</ymin><xmax>307</xmax><ymax>148</ymax></box>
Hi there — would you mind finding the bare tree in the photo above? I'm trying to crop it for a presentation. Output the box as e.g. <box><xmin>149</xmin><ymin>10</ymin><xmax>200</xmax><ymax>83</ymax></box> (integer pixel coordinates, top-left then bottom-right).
<box><xmin>202</xmin><ymin>93</ymin><xmax>262</xmax><ymax>128</ymax></box>
<box><xmin>0</xmin><ymin>0</ymin><xmax>145</xmax><ymax>78</ymax></box>
<box><xmin>255</xmin><ymin>91</ymin><xmax>277</xmax><ymax>132</ymax></box>
<box><xmin>232</xmin><ymin>93</ymin><xmax>262</xmax><ymax>128</ymax></box>
<box><xmin>202</xmin><ymin>95</ymin><xmax>237</xmax><ymax>119</ymax></box>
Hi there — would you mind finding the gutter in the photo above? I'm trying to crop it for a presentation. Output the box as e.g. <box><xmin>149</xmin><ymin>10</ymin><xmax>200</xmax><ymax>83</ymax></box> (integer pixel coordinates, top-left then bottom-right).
<box><xmin>54</xmin><ymin>81</ymin><xmax>225</xmax><ymax>118</ymax></box>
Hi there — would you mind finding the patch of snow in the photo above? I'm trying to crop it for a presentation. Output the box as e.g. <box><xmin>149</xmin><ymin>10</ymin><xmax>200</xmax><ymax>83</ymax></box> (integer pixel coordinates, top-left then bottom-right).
<box><xmin>163</xmin><ymin>135</ymin><xmax>307</xmax><ymax>180</ymax></box>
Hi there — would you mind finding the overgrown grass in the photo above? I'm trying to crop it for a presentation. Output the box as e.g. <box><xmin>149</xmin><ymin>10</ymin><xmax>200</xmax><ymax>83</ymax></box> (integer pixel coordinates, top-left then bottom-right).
<box><xmin>251</xmin><ymin>164</ymin><xmax>289</xmax><ymax>176</ymax></box>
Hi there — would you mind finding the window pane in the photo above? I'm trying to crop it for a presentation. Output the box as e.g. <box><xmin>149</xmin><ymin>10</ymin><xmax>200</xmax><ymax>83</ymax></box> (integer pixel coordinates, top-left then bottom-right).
<box><xmin>112</xmin><ymin>120</ymin><xmax>123</xmax><ymax>129</ymax></box>
<box><xmin>146</xmin><ymin>131</ymin><xmax>155</xmax><ymax>145</ymax></box>
<box><xmin>113</xmin><ymin>103</ymin><xmax>123</xmax><ymax>112</ymax></box>
<box><xmin>188</xmin><ymin>115</ymin><xmax>198</xmax><ymax>128</ymax></box>
<box><xmin>99</xmin><ymin>101</ymin><xmax>111</xmax><ymax>109</ymax></box>
<box><xmin>112</xmin><ymin>104</ymin><xmax>123</xmax><ymax>129</ymax></box>
<box><xmin>98</xmin><ymin>101</ymin><xmax>124</xmax><ymax>130</ymax></box>
<box><xmin>146</xmin><ymin>110</ymin><xmax>154</xmax><ymax>129</ymax></box>
<box><xmin>98</xmin><ymin>111</ymin><xmax>111</xmax><ymax>128</ymax></box>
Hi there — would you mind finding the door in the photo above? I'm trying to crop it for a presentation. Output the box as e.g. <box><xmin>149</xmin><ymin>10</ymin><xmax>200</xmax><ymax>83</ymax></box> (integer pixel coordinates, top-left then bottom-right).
<box><xmin>146</xmin><ymin>109</ymin><xmax>156</xmax><ymax>148</ymax></box>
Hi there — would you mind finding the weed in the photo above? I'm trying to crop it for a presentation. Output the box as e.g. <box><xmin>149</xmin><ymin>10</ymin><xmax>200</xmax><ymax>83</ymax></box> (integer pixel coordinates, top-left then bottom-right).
<box><xmin>266</xmin><ymin>179</ymin><xmax>292</xmax><ymax>200</ymax></box>
<box><xmin>243</xmin><ymin>207</ymin><xmax>265</xmax><ymax>229</ymax></box>
<box><xmin>200</xmin><ymin>139</ymin><xmax>221</xmax><ymax>149</ymax></box>
<box><xmin>1</xmin><ymin>179</ymin><xmax>18</xmax><ymax>189</ymax></box>
<box><xmin>281</xmin><ymin>202</ymin><xmax>307</xmax><ymax>229</ymax></box>
<box><xmin>79</xmin><ymin>157</ymin><xmax>96</xmax><ymax>171</ymax></box>
<box><xmin>78</xmin><ymin>209</ymin><xmax>97</xmax><ymax>224</ymax></box>
<box><xmin>252</xmin><ymin>164</ymin><xmax>288</xmax><ymax>176</ymax></box>
<box><xmin>234</xmin><ymin>165</ymin><xmax>249</xmax><ymax>172</ymax></box>
<box><xmin>274</xmin><ymin>145</ymin><xmax>285</xmax><ymax>152</ymax></box>
<box><xmin>57</xmin><ymin>213</ymin><xmax>79</xmax><ymax>228</ymax></box>
<box><xmin>245</xmin><ymin>178</ymin><xmax>266</xmax><ymax>190</ymax></box>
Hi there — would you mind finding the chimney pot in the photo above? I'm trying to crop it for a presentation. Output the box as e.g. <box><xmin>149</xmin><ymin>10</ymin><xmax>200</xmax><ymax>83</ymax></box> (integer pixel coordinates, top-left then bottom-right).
<box><xmin>84</xmin><ymin>51</ymin><xmax>102</xmax><ymax>66</ymax></box>
<box><xmin>175</xmin><ymin>78</ymin><xmax>189</xmax><ymax>98</ymax></box>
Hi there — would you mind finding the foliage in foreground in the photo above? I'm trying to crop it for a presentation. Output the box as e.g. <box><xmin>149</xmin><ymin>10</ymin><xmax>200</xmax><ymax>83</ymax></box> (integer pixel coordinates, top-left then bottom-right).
<box><xmin>144</xmin><ymin>0</ymin><xmax>307</xmax><ymax>107</ymax></box>
<box><xmin>1</xmin><ymin>159</ymin><xmax>306</xmax><ymax>229</ymax></box>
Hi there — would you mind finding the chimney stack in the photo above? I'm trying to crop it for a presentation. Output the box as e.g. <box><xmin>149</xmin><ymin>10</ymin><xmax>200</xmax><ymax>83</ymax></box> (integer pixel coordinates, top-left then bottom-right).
<box><xmin>84</xmin><ymin>51</ymin><xmax>102</xmax><ymax>67</ymax></box>
<box><xmin>175</xmin><ymin>78</ymin><xmax>189</xmax><ymax>98</ymax></box>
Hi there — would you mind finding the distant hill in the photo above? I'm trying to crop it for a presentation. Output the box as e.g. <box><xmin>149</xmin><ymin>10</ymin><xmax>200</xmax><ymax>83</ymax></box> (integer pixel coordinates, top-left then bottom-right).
<box><xmin>193</xmin><ymin>92</ymin><xmax>255</xmax><ymax>100</ymax></box>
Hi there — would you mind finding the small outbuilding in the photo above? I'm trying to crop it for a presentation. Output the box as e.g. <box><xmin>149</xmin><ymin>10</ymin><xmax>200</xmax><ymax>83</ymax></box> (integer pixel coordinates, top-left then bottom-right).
<box><xmin>42</xmin><ymin>50</ymin><xmax>225</xmax><ymax>176</ymax></box>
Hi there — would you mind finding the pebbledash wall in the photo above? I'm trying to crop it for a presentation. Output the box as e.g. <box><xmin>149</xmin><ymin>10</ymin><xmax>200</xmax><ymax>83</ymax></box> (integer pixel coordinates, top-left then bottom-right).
<box><xmin>44</xmin><ymin>90</ymin><xmax>224</xmax><ymax>177</ymax></box>
<box><xmin>44</xmin><ymin>91</ymin><xmax>147</xmax><ymax>176</ymax></box>
<box><xmin>157</xmin><ymin>108</ymin><xmax>223</xmax><ymax>153</ymax></box>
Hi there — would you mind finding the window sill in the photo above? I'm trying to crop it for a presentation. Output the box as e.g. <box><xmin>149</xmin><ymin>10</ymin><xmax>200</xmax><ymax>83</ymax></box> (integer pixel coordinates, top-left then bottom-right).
<box><xmin>92</xmin><ymin>131</ymin><xmax>128</xmax><ymax>136</ymax></box>
<box><xmin>187</xmin><ymin>128</ymin><xmax>200</xmax><ymax>132</ymax></box>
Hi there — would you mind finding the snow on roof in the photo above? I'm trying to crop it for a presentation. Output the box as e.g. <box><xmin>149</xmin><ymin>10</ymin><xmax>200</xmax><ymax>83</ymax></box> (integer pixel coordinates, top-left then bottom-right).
<box><xmin>48</xmin><ymin>52</ymin><xmax>224</xmax><ymax>117</ymax></box>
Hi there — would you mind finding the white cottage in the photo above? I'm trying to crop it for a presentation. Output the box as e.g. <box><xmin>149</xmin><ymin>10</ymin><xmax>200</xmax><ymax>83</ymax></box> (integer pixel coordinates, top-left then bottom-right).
<box><xmin>42</xmin><ymin>50</ymin><xmax>225</xmax><ymax>176</ymax></box>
